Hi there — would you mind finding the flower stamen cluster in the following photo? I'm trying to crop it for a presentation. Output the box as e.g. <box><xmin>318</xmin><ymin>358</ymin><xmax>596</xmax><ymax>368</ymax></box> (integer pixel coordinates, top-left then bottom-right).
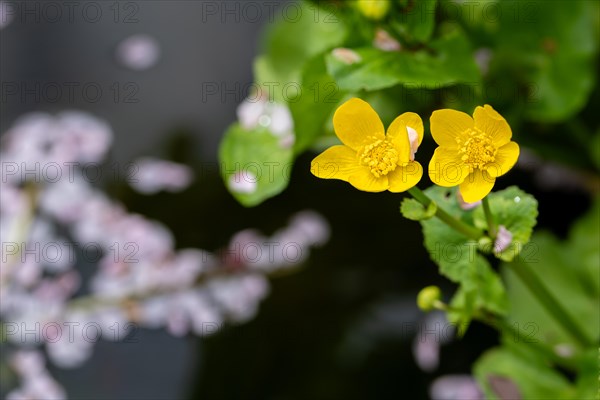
<box><xmin>459</xmin><ymin>129</ymin><xmax>498</xmax><ymax>172</ymax></box>
<box><xmin>359</xmin><ymin>138</ymin><xmax>400</xmax><ymax>177</ymax></box>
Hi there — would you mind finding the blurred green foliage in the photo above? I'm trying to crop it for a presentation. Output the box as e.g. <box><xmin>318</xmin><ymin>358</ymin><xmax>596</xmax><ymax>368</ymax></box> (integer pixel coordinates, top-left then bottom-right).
<box><xmin>475</xmin><ymin>198</ymin><xmax>600</xmax><ymax>399</ymax></box>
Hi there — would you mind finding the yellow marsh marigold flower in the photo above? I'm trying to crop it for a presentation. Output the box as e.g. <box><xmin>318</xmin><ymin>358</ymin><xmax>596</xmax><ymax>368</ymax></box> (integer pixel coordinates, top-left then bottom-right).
<box><xmin>428</xmin><ymin>105</ymin><xmax>520</xmax><ymax>203</ymax></box>
<box><xmin>311</xmin><ymin>98</ymin><xmax>423</xmax><ymax>192</ymax></box>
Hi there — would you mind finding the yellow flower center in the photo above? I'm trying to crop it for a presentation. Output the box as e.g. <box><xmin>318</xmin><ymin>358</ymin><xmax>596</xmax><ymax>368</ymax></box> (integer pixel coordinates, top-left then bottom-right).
<box><xmin>459</xmin><ymin>129</ymin><xmax>497</xmax><ymax>172</ymax></box>
<box><xmin>359</xmin><ymin>137</ymin><xmax>399</xmax><ymax>177</ymax></box>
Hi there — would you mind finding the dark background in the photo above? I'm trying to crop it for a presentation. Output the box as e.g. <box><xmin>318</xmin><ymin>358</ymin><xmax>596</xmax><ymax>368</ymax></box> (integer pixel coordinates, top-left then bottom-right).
<box><xmin>0</xmin><ymin>1</ymin><xmax>593</xmax><ymax>399</ymax></box>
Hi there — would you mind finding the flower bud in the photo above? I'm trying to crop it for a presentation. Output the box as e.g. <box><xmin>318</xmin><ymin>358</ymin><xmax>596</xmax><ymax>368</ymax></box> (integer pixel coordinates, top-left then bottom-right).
<box><xmin>457</xmin><ymin>189</ymin><xmax>481</xmax><ymax>210</ymax></box>
<box><xmin>477</xmin><ymin>236</ymin><xmax>493</xmax><ymax>253</ymax></box>
<box><xmin>356</xmin><ymin>0</ymin><xmax>390</xmax><ymax>20</ymax></box>
<box><xmin>407</xmin><ymin>126</ymin><xmax>419</xmax><ymax>161</ymax></box>
<box><xmin>417</xmin><ymin>286</ymin><xmax>442</xmax><ymax>312</ymax></box>
<box><xmin>494</xmin><ymin>225</ymin><xmax>513</xmax><ymax>253</ymax></box>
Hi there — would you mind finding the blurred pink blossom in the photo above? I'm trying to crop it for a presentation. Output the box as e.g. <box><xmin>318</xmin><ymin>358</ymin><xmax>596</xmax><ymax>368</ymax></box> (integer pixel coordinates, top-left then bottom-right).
<box><xmin>429</xmin><ymin>375</ymin><xmax>484</xmax><ymax>400</ymax></box>
<box><xmin>129</xmin><ymin>157</ymin><xmax>194</xmax><ymax>194</ymax></box>
<box><xmin>0</xmin><ymin>111</ymin><xmax>329</xmax><ymax>398</ymax></box>
<box><xmin>116</xmin><ymin>34</ymin><xmax>161</xmax><ymax>71</ymax></box>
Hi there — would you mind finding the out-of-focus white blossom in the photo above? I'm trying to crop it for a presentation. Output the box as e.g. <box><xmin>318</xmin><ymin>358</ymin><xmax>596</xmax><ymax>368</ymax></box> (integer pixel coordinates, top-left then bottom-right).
<box><xmin>39</xmin><ymin>175</ymin><xmax>95</xmax><ymax>224</ymax></box>
<box><xmin>429</xmin><ymin>375</ymin><xmax>484</xmax><ymax>400</ymax></box>
<box><xmin>116</xmin><ymin>34</ymin><xmax>160</xmax><ymax>71</ymax></box>
<box><xmin>373</xmin><ymin>29</ymin><xmax>401</xmax><ymax>52</ymax></box>
<box><xmin>129</xmin><ymin>157</ymin><xmax>194</xmax><ymax>194</ymax></box>
<box><xmin>225</xmin><ymin>210</ymin><xmax>329</xmax><ymax>272</ymax></box>
<box><xmin>1</xmin><ymin>112</ymin><xmax>112</xmax><ymax>175</ymax></box>
<box><xmin>474</xmin><ymin>48</ymin><xmax>493</xmax><ymax>76</ymax></box>
<box><xmin>0</xmin><ymin>111</ymin><xmax>329</xmax><ymax>398</ymax></box>
<box><xmin>0</xmin><ymin>180</ymin><xmax>27</xmax><ymax>216</ymax></box>
<box><xmin>228</xmin><ymin>171</ymin><xmax>258</xmax><ymax>194</ymax></box>
<box><xmin>46</xmin><ymin>332</ymin><xmax>94</xmax><ymax>369</ymax></box>
<box><xmin>10</xmin><ymin>350</ymin><xmax>46</xmax><ymax>378</ymax></box>
<box><xmin>236</xmin><ymin>92</ymin><xmax>295</xmax><ymax>148</ymax></box>
<box><xmin>0</xmin><ymin>0</ymin><xmax>14</xmax><ymax>29</ymax></box>
<box><xmin>288</xmin><ymin>210</ymin><xmax>331</xmax><ymax>247</ymax></box>
<box><xmin>8</xmin><ymin>350</ymin><xmax>66</xmax><ymax>400</ymax></box>
<box><xmin>412</xmin><ymin>311</ymin><xmax>454</xmax><ymax>372</ymax></box>
<box><xmin>207</xmin><ymin>274</ymin><xmax>270</xmax><ymax>323</ymax></box>
<box><xmin>332</xmin><ymin>48</ymin><xmax>362</xmax><ymax>64</ymax></box>
<box><xmin>55</xmin><ymin>111</ymin><xmax>113</xmax><ymax>163</ymax></box>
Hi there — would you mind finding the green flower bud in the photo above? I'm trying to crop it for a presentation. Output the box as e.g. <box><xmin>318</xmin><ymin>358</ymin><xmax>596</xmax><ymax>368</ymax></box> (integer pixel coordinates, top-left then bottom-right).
<box><xmin>356</xmin><ymin>0</ymin><xmax>391</xmax><ymax>20</ymax></box>
<box><xmin>417</xmin><ymin>286</ymin><xmax>442</xmax><ymax>312</ymax></box>
<box><xmin>478</xmin><ymin>236</ymin><xmax>493</xmax><ymax>254</ymax></box>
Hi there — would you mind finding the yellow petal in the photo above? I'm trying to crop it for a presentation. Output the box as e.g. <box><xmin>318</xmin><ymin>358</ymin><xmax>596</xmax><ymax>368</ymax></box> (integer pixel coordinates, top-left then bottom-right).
<box><xmin>387</xmin><ymin>112</ymin><xmax>424</xmax><ymax>145</ymax></box>
<box><xmin>388</xmin><ymin>161</ymin><xmax>423</xmax><ymax>192</ymax></box>
<box><xmin>348</xmin><ymin>169</ymin><xmax>388</xmax><ymax>192</ymax></box>
<box><xmin>430</xmin><ymin>109</ymin><xmax>473</xmax><ymax>147</ymax></box>
<box><xmin>486</xmin><ymin>141</ymin><xmax>520</xmax><ymax>178</ymax></box>
<box><xmin>333</xmin><ymin>98</ymin><xmax>385</xmax><ymax>150</ymax></box>
<box><xmin>310</xmin><ymin>145</ymin><xmax>362</xmax><ymax>181</ymax></box>
<box><xmin>473</xmin><ymin>105</ymin><xmax>512</xmax><ymax>147</ymax></box>
<box><xmin>428</xmin><ymin>147</ymin><xmax>470</xmax><ymax>187</ymax></box>
<box><xmin>386</xmin><ymin>119</ymin><xmax>411</xmax><ymax>165</ymax></box>
<box><xmin>459</xmin><ymin>169</ymin><xmax>495</xmax><ymax>202</ymax></box>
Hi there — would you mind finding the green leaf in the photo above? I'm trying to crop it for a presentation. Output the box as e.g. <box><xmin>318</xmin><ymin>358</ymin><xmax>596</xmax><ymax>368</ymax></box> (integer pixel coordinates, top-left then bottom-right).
<box><xmin>473</xmin><ymin>186</ymin><xmax>538</xmax><ymax>262</ymax></box>
<box><xmin>259</xmin><ymin>2</ymin><xmax>347</xmax><ymax>87</ymax></box>
<box><xmin>421</xmin><ymin>187</ymin><xmax>478</xmax><ymax>287</ymax></box>
<box><xmin>501</xmin><ymin>200</ymin><xmax>600</xmax><ymax>352</ymax></box>
<box><xmin>495</xmin><ymin>1</ymin><xmax>599</xmax><ymax>121</ymax></box>
<box><xmin>573</xmin><ymin>348</ymin><xmax>600</xmax><ymax>400</ymax></box>
<box><xmin>447</xmin><ymin>257</ymin><xmax>508</xmax><ymax>336</ymax></box>
<box><xmin>474</xmin><ymin>346</ymin><xmax>576</xmax><ymax>400</ymax></box>
<box><xmin>390</xmin><ymin>0</ymin><xmax>436</xmax><ymax>43</ymax></box>
<box><xmin>219</xmin><ymin>123</ymin><xmax>293</xmax><ymax>207</ymax></box>
<box><xmin>400</xmin><ymin>198</ymin><xmax>437</xmax><ymax>221</ymax></box>
<box><xmin>446</xmin><ymin>254</ymin><xmax>508</xmax><ymax>335</ymax></box>
<box><xmin>325</xmin><ymin>28</ymin><xmax>480</xmax><ymax>92</ymax></box>
<box><xmin>419</xmin><ymin>187</ymin><xmax>508</xmax><ymax>328</ymax></box>
<box><xmin>289</xmin><ymin>55</ymin><xmax>344</xmax><ymax>154</ymax></box>
<box><xmin>253</xmin><ymin>56</ymin><xmax>282</xmax><ymax>99</ymax></box>
<box><xmin>567</xmin><ymin>197</ymin><xmax>600</xmax><ymax>296</ymax></box>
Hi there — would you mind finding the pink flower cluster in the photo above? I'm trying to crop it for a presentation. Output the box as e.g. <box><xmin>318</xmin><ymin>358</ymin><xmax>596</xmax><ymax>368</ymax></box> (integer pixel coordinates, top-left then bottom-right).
<box><xmin>0</xmin><ymin>111</ymin><xmax>329</xmax><ymax>399</ymax></box>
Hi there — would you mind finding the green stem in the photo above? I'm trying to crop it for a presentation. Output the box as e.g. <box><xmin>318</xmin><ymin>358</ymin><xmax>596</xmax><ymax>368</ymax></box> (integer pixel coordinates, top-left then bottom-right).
<box><xmin>506</xmin><ymin>262</ymin><xmax>592</xmax><ymax>348</ymax></box>
<box><xmin>482</xmin><ymin>197</ymin><xmax>497</xmax><ymax>239</ymax></box>
<box><xmin>407</xmin><ymin>187</ymin><xmax>483</xmax><ymax>240</ymax></box>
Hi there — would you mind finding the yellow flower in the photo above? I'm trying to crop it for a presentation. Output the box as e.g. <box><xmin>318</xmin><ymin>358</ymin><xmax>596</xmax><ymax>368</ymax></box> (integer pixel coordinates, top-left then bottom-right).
<box><xmin>428</xmin><ymin>105</ymin><xmax>520</xmax><ymax>203</ymax></box>
<box><xmin>356</xmin><ymin>0</ymin><xmax>391</xmax><ymax>20</ymax></box>
<box><xmin>311</xmin><ymin>98</ymin><xmax>423</xmax><ymax>192</ymax></box>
